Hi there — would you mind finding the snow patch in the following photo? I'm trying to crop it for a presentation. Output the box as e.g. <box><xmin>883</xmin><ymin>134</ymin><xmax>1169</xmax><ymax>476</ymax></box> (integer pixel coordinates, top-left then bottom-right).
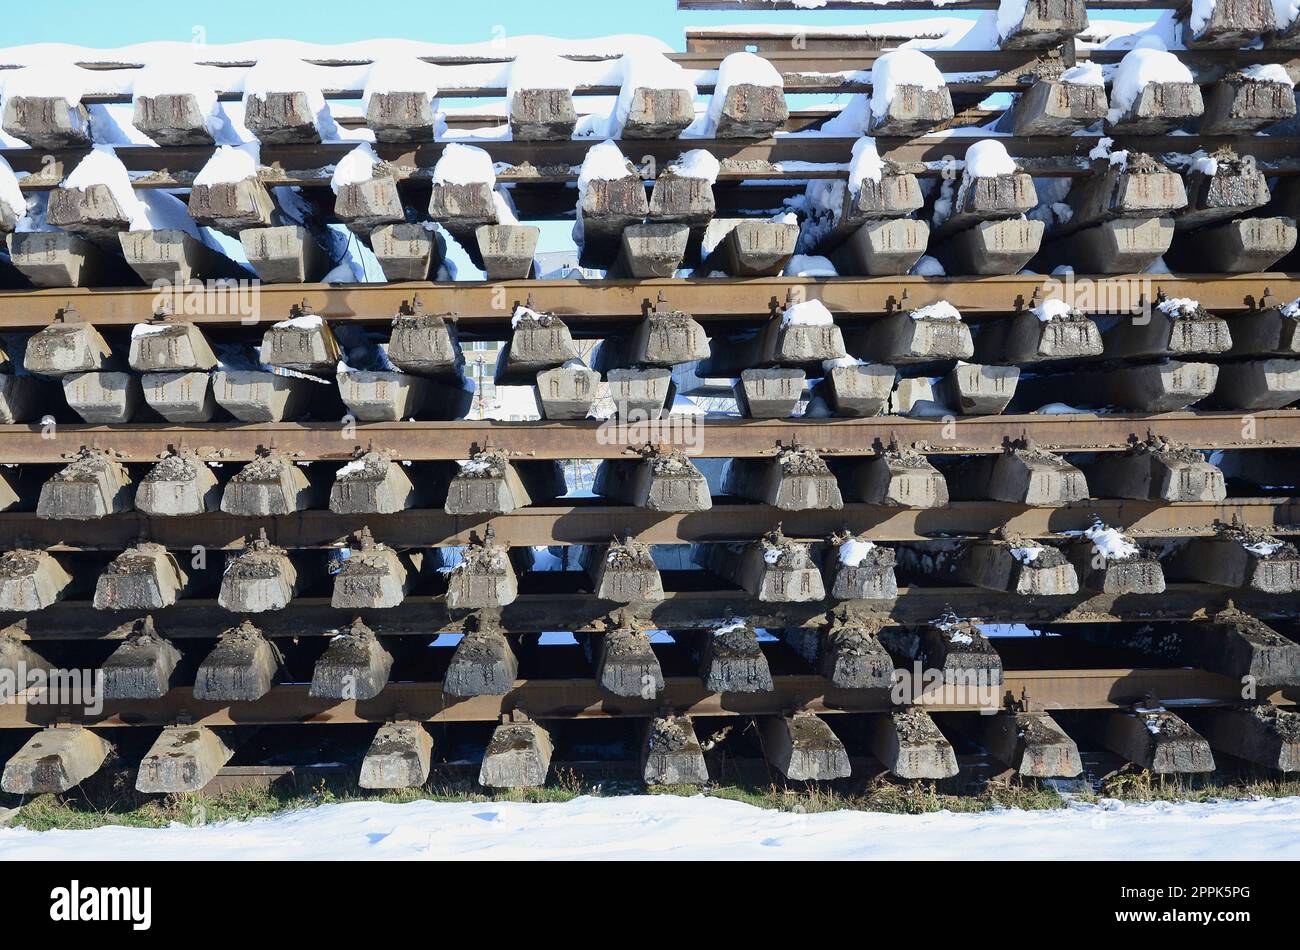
<box><xmin>870</xmin><ymin>49</ymin><xmax>944</xmax><ymax>119</ymax></box>
<box><xmin>330</xmin><ymin>142</ymin><xmax>380</xmax><ymax>194</ymax></box>
<box><xmin>194</xmin><ymin>143</ymin><xmax>260</xmax><ymax>187</ymax></box>
<box><xmin>964</xmin><ymin>139</ymin><xmax>1017</xmax><ymax>178</ymax></box>
<box><xmin>781</xmin><ymin>298</ymin><xmax>835</xmax><ymax>329</ymax></box>
<box><xmin>911</xmin><ymin>300</ymin><xmax>961</xmax><ymax>322</ymax></box>
<box><xmin>838</xmin><ymin>538</ymin><xmax>876</xmax><ymax>566</ymax></box>
<box><xmin>1109</xmin><ymin>42</ymin><xmax>1194</xmax><ymax>121</ymax></box>
<box><xmin>433</xmin><ymin>142</ymin><xmax>496</xmax><ymax>186</ymax></box>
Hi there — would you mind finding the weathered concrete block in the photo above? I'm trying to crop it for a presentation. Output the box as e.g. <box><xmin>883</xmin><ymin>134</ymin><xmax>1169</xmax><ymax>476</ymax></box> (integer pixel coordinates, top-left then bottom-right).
<box><xmin>193</xmin><ymin>621</ymin><xmax>282</xmax><ymax>700</ymax></box>
<box><xmin>217</xmin><ymin>538</ymin><xmax>298</xmax><ymax>612</ymax></box>
<box><xmin>831</xmin><ymin>218</ymin><xmax>930</xmax><ymax>276</ymax></box>
<box><xmin>882</xmin><ymin>618</ymin><xmax>1003</xmax><ymax>686</ymax></box>
<box><xmin>221</xmin><ymin>453</ymin><xmax>315</xmax><ymax>517</ymax></box>
<box><xmin>622</xmin><ymin>86</ymin><xmax>694</xmax><ymax>138</ymax></box>
<box><xmin>101</xmin><ymin>621</ymin><xmax>182</xmax><ymax>699</ymax></box>
<box><xmin>986</xmin><ymin>444</ymin><xmax>1089</xmax><ymax>505</ymax></box>
<box><xmin>260</xmin><ymin>307</ymin><xmax>341</xmax><ymax>372</ymax></box>
<box><xmin>711</xmin><ymin>82</ymin><xmax>789</xmax><ymax>137</ymax></box>
<box><xmin>309</xmin><ymin>618</ymin><xmax>393</xmax><ymax>699</ymax></box>
<box><xmin>1228</xmin><ymin>301</ymin><xmax>1300</xmax><ymax>356</ymax></box>
<box><xmin>2</xmin><ymin>95</ymin><xmax>93</xmax><ymax>148</ymax></box>
<box><xmin>240</xmin><ymin>226</ymin><xmax>330</xmax><ymax>283</ymax></box>
<box><xmin>62</xmin><ymin>371</ymin><xmax>141</xmax><ymax>423</ymax></box>
<box><xmin>444</xmin><ymin>452</ymin><xmax>561</xmax><ymax>515</ymax></box>
<box><xmin>24</xmin><ymin>318</ymin><xmax>114</xmax><ymax>376</ymax></box>
<box><xmin>366</xmin><ymin>91</ymin><xmax>438</xmax><ymax>143</ymax></box>
<box><xmin>37</xmin><ymin>449</ymin><xmax>133</xmax><ymax>520</ymax></box>
<box><xmin>1201</xmin><ymin>704</ymin><xmax>1300</xmax><ymax>771</ymax></box>
<box><xmin>870</xmin><ymin>709</ymin><xmax>959</xmax><ymax>779</ymax></box>
<box><xmin>1178</xmin><ymin>152</ymin><xmax>1271</xmax><ymax>230</ymax></box>
<box><xmin>0</xmin><ymin>634</ymin><xmax>47</xmax><ymax>677</ymax></box>
<box><xmin>446</xmin><ymin>534</ymin><xmax>518</xmax><ymax>609</ymax></box>
<box><xmin>1182</xmin><ymin>0</ymin><xmax>1275</xmax><ymax>48</ymax></box>
<box><xmin>1067</xmin><ymin>156</ymin><xmax>1187</xmax><ymax>226</ymax></box>
<box><xmin>1201</xmin><ymin>72</ymin><xmax>1296</xmax><ymax>134</ymax></box>
<box><xmin>336</xmin><ymin>367</ymin><xmax>429</xmax><ymax>421</ymax></box>
<box><xmin>642</xmin><ymin>715</ymin><xmax>709</xmax><ymax>785</ymax></box>
<box><xmin>445</xmin><ymin>627</ymin><xmax>518</xmax><ymax>696</ymax></box>
<box><xmin>852</xmin><ymin>307</ymin><xmax>974</xmax><ymax>364</ymax></box>
<box><xmin>119</xmin><ymin>229</ymin><xmax>243</xmax><ymax>284</ymax></box>
<box><xmin>1085</xmin><ymin>439</ymin><xmax>1225</xmax><ymax>501</ymax></box>
<box><xmin>136</xmin><ymin>451</ymin><xmax>221</xmax><ymax>516</ymax></box>
<box><xmin>509</xmin><ymin>87</ymin><xmax>577</xmax><ymax>140</ymax></box>
<box><xmin>719</xmin><ymin>531</ymin><xmax>825</xmax><ymax>602</ymax></box>
<box><xmin>584</xmin><ymin>539</ymin><xmax>664</xmax><ymax>603</ymax></box>
<box><xmin>725</xmin><ymin>446</ymin><xmax>843</xmax><ymax>511</ymax></box>
<box><xmin>1171</xmin><ymin>215</ymin><xmax>1297</xmax><ymax>274</ymax></box>
<box><xmin>188</xmin><ymin>177</ymin><xmax>276</xmax><ymax>232</ymax></box>
<box><xmin>981</xmin><ymin>711</ymin><xmax>1083</xmax><ymax>777</ymax></box>
<box><xmin>244</xmin><ymin>90</ymin><xmax>323</xmax><ymax>144</ymax></box>
<box><xmin>6</xmin><ymin>231</ymin><xmax>119</xmax><ymax>287</ymax></box>
<box><xmin>595</xmin><ymin>627</ymin><xmax>664</xmax><ymax>698</ymax></box>
<box><xmin>370</xmin><ymin>222</ymin><xmax>441</xmax><ymax>281</ymax></box>
<box><xmin>700</xmin><ymin>218</ymin><xmax>798</xmax><ymax>276</ymax></box>
<box><xmin>979</xmin><ymin>308</ymin><xmax>1103</xmax><ymax>364</ymax></box>
<box><xmin>1175</xmin><ymin>528</ymin><xmax>1300</xmax><ymax>592</ymax></box>
<box><xmin>94</xmin><ymin>542</ymin><xmax>188</xmax><ymax>611</ymax></box>
<box><xmin>47</xmin><ymin>183</ymin><xmax>132</xmax><ymax>246</ymax></box>
<box><xmin>0</xmin><ymin>549</ymin><xmax>73</xmax><ymax>612</ymax></box>
<box><xmin>648</xmin><ymin>170</ymin><xmax>715</xmax><ymax>225</ymax></box>
<box><xmin>476</xmin><ymin>224</ymin><xmax>540</xmax><ymax>280</ymax></box>
<box><xmin>479</xmin><ymin>719</ymin><xmax>553</xmax><ymax>788</ymax></box>
<box><xmin>867</xmin><ymin>84</ymin><xmax>954</xmax><ymax>135</ymax></box>
<box><xmin>696</xmin><ymin>620</ymin><xmax>774</xmax><ymax>692</ymax></box>
<box><xmin>821</xmin><ymin>360</ymin><xmax>894</xmax><ymax>416</ymax></box>
<box><xmin>1106</xmin><ymin>80</ymin><xmax>1204</xmax><ymax>133</ymax></box>
<box><xmin>956</xmin><ymin>540</ymin><xmax>1079</xmax><ymax>595</ymax></box>
<box><xmin>1105</xmin><ymin>301</ymin><xmax>1231</xmax><ymax>359</ymax></box>
<box><xmin>594</xmin><ymin>449</ymin><xmax>712</xmax><ymax>512</ymax></box>
<box><xmin>136</xmin><ymin>725</ymin><xmax>234</xmax><ymax>794</ymax></box>
<box><xmin>132</xmin><ymin>92</ymin><xmax>217</xmax><ymax>146</ymax></box>
<box><xmin>1009</xmin><ymin>77</ymin><xmax>1108</xmax><ymax>135</ymax></box>
<box><xmin>427</xmin><ymin>181</ymin><xmax>498</xmax><ymax>234</ymax></box>
<box><xmin>1207</xmin><ymin>358</ymin><xmax>1300</xmax><ymax>410</ymax></box>
<box><xmin>1095</xmin><ymin>360</ymin><xmax>1219</xmax><ymax>411</ymax></box>
<box><xmin>1043</xmin><ymin>216</ymin><xmax>1174</xmax><ymax>274</ymax></box>
<box><xmin>142</xmin><ymin>371</ymin><xmax>217</xmax><ymax>422</ymax></box>
<box><xmin>936</xmin><ymin>217</ymin><xmax>1045</xmax><ymax>275</ymax></box>
<box><xmin>940</xmin><ymin>363</ymin><xmax>1020</xmax><ymax>414</ymax></box>
<box><xmin>762</xmin><ymin>714</ymin><xmax>851</xmax><ymax>781</ymax></box>
<box><xmin>763</xmin><ymin>298</ymin><xmax>847</xmax><ymax>368</ymax></box>
<box><xmin>211</xmin><ymin>367</ymin><xmax>317</xmax><ymax>421</ymax></box>
<box><xmin>826</xmin><ymin>538</ymin><xmax>899</xmax><ymax>597</ymax></box>
<box><xmin>331</xmin><ymin>537</ymin><xmax>409</xmax><ymax>610</ymax></box>
<box><xmin>578</xmin><ymin>175</ymin><xmax>648</xmax><ymax>264</ymax></box>
<box><xmin>1066</xmin><ymin>529</ymin><xmax>1166</xmax><ymax>594</ymax></box>
<box><xmin>333</xmin><ymin>171</ymin><xmax>404</xmax><ymax>234</ymax></box>
<box><xmin>128</xmin><ymin>321</ymin><xmax>217</xmax><ymax>373</ymax></box>
<box><xmin>733</xmin><ymin>367</ymin><xmax>805</xmax><ymax>418</ymax></box>
<box><xmin>997</xmin><ymin>0</ymin><xmax>1088</xmax><ymax>47</ymax></box>
<box><xmin>330</xmin><ymin>452</ymin><xmax>417</xmax><ymax>514</ymax></box>
<box><xmin>499</xmin><ymin>305</ymin><xmax>579</xmax><ymax>378</ymax></box>
<box><xmin>851</xmin><ymin>449</ymin><xmax>949</xmax><ymax>508</ymax></box>
<box><xmin>535</xmin><ymin>363</ymin><xmax>600</xmax><ymax>419</ymax></box>
<box><xmin>784</xmin><ymin>620</ymin><xmax>895</xmax><ymax>689</ymax></box>
<box><xmin>1180</xmin><ymin>609</ymin><xmax>1300</xmax><ymax>686</ymax></box>
<box><xmin>628</xmin><ymin>293</ymin><xmax>711</xmax><ymax>366</ymax></box>
<box><xmin>1102</xmin><ymin>709</ymin><xmax>1215</xmax><ymax>773</ymax></box>
<box><xmin>2</xmin><ymin>727</ymin><xmax>111</xmax><ymax>794</ymax></box>
<box><xmin>360</xmin><ymin>721</ymin><xmax>434</xmax><ymax>789</ymax></box>
<box><xmin>616</xmin><ymin>222</ymin><xmax>689</xmax><ymax>278</ymax></box>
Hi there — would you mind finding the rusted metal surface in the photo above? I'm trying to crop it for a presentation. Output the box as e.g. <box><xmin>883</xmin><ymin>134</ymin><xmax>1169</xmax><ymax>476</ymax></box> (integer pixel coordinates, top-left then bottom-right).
<box><xmin>4</xmin><ymin>585</ymin><xmax>1297</xmax><ymax>640</ymax></box>
<box><xmin>2</xmin><ymin>499</ymin><xmax>1295</xmax><ymax>551</ymax></box>
<box><xmin>1</xmin><ymin>411</ymin><xmax>1297</xmax><ymax>462</ymax></box>
<box><xmin>2</xmin><ymin>670</ymin><xmax>1290</xmax><ymax>728</ymax></box>
<box><xmin>0</xmin><ymin>276</ymin><xmax>1291</xmax><ymax>328</ymax></box>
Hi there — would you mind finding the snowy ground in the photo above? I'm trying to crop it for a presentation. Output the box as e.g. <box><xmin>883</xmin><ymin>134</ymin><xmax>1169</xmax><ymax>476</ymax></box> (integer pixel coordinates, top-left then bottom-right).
<box><xmin>2</xmin><ymin>795</ymin><xmax>1299</xmax><ymax>860</ymax></box>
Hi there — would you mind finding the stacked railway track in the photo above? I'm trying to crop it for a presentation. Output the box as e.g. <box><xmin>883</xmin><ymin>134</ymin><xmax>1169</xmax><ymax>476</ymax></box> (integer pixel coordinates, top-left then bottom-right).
<box><xmin>0</xmin><ymin>0</ymin><xmax>1299</xmax><ymax>796</ymax></box>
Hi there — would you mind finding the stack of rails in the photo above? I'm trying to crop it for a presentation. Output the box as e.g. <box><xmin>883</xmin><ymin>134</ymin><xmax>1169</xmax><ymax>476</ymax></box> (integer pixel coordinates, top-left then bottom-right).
<box><xmin>0</xmin><ymin>0</ymin><xmax>1298</xmax><ymax>795</ymax></box>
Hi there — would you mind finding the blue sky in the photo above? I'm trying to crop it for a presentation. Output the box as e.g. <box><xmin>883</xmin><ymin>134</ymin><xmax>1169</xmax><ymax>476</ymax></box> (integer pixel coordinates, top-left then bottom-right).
<box><xmin>3</xmin><ymin>0</ymin><xmax>969</xmax><ymax>48</ymax></box>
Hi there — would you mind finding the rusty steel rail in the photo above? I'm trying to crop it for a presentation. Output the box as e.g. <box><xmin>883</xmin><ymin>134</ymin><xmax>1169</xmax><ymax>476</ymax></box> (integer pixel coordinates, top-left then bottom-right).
<box><xmin>2</xmin><ymin>671</ymin><xmax>1292</xmax><ymax>728</ymax></box>
<box><xmin>0</xmin><ymin>275</ymin><xmax>1293</xmax><ymax>327</ymax></box>
<box><xmin>3</xmin><ymin>499</ymin><xmax>1296</xmax><ymax>551</ymax></box>
<box><xmin>5</xmin><ymin>586</ymin><xmax>1297</xmax><ymax>640</ymax></box>
<box><xmin>2</xmin><ymin>412</ymin><xmax>1297</xmax><ymax>462</ymax></box>
<box><xmin>9</xmin><ymin>134</ymin><xmax>1300</xmax><ymax>192</ymax></box>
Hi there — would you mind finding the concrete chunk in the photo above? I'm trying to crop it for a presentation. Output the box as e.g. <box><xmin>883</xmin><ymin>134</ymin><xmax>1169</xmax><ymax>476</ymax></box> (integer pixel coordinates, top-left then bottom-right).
<box><xmin>615</xmin><ymin>223</ymin><xmax>689</xmax><ymax>278</ymax></box>
<box><xmin>1180</xmin><ymin>608</ymin><xmax>1300</xmax><ymax>686</ymax></box>
<box><xmin>128</xmin><ymin>320</ymin><xmax>217</xmax><ymax>373</ymax></box>
<box><xmin>1178</xmin><ymin>151</ymin><xmax>1270</xmax><ymax>230</ymax></box>
<box><xmin>628</xmin><ymin>294</ymin><xmax>711</xmax><ymax>367</ymax></box>
<box><xmin>1009</xmin><ymin>77</ymin><xmax>1108</xmax><ymax>135</ymax></box>
<box><xmin>136</xmin><ymin>725</ymin><xmax>234</xmax><ymax>794</ymax></box>
<box><xmin>330</xmin><ymin>452</ymin><xmax>417</xmax><ymax>514</ymax></box>
<box><xmin>851</xmin><ymin>448</ymin><xmax>949</xmax><ymax>508</ymax></box>
<box><xmin>762</xmin><ymin>714</ymin><xmax>851</xmax><ymax>781</ymax></box>
<box><xmin>536</xmin><ymin>363</ymin><xmax>600</xmax><ymax>419</ymax></box>
<box><xmin>0</xmin><ymin>549</ymin><xmax>73</xmax><ymax>612</ymax></box>
<box><xmin>831</xmin><ymin>218</ymin><xmax>930</xmax><ymax>276</ymax></box>
<box><xmin>1066</xmin><ymin>532</ymin><xmax>1166</xmax><ymax>595</ymax></box>
<box><xmin>648</xmin><ymin>170</ymin><xmax>715</xmax><ymax>225</ymax></box>
<box><xmin>1094</xmin><ymin>360</ymin><xmax>1218</xmax><ymax>411</ymax></box>
<box><xmin>6</xmin><ymin>231</ymin><xmax>121</xmax><ymax>287</ymax></box>
<box><xmin>821</xmin><ymin>361</ymin><xmax>894</xmax><ymax>416</ymax></box>
<box><xmin>955</xmin><ymin>539</ymin><xmax>1079</xmax><ymax>595</ymax></box>
<box><xmin>188</xmin><ymin>177</ymin><xmax>276</xmax><ymax>232</ymax></box>
<box><xmin>577</xmin><ymin>176</ymin><xmax>648</xmax><ymax>266</ymax></box>
<box><xmin>981</xmin><ymin>711</ymin><xmax>1083</xmax><ymax>777</ymax></box>
<box><xmin>979</xmin><ymin>309</ymin><xmax>1103</xmax><ymax>364</ymax></box>
<box><xmin>1085</xmin><ymin>438</ymin><xmax>1225</xmax><ymax>502</ymax></box>
<box><xmin>331</xmin><ymin>534</ymin><xmax>409</xmax><ymax>610</ymax></box>
<box><xmin>476</xmin><ymin>224</ymin><xmax>540</xmax><ymax>280</ymax></box>
<box><xmin>221</xmin><ymin>452</ymin><xmax>316</xmax><ymax>517</ymax></box>
<box><xmin>825</xmin><ymin>537</ymin><xmax>897</xmax><ymax>600</ymax></box>
<box><xmin>622</xmin><ymin>87</ymin><xmax>694</xmax><ymax>138</ymax></box>
<box><xmin>725</xmin><ymin>445</ymin><xmax>843</xmax><ymax>511</ymax></box>
<box><xmin>1206</xmin><ymin>358</ymin><xmax>1300</xmax><ymax>410</ymax></box>
<box><xmin>366</xmin><ymin>91</ymin><xmax>438</xmax><ymax>143</ymax></box>
<box><xmin>1102</xmin><ymin>709</ymin><xmax>1215</xmax><ymax>774</ymax></box>
<box><xmin>595</xmin><ymin>627</ymin><xmax>664</xmax><ymax>698</ymax></box>
<box><xmin>428</xmin><ymin>181</ymin><xmax>498</xmax><ymax>237</ymax></box>
<box><xmin>1042</xmin><ymin>217</ymin><xmax>1174</xmax><ymax>274</ymax></box>
<box><xmin>370</xmin><ymin>222</ymin><xmax>442</xmax><ymax>281</ymax></box>
<box><xmin>2</xmin><ymin>95</ymin><xmax>92</xmax><ymax>148</ymax></box>
<box><xmin>244</xmin><ymin>90</ymin><xmax>323</xmax><ymax>144</ymax></box>
<box><xmin>498</xmin><ymin>305</ymin><xmax>579</xmax><ymax>378</ymax></box>
<box><xmin>101</xmin><ymin>621</ymin><xmax>182</xmax><ymax>699</ymax></box>
<box><xmin>444</xmin><ymin>627</ymin><xmax>518</xmax><ymax>697</ymax></box>
<box><xmin>710</xmin><ymin>82</ymin><xmax>789</xmax><ymax>137</ymax></box>
<box><xmin>336</xmin><ymin>367</ymin><xmax>429</xmax><ymax>421</ymax></box>
<box><xmin>584</xmin><ymin>538</ymin><xmax>664</xmax><ymax>604</ymax></box>
<box><xmin>193</xmin><ymin>621</ymin><xmax>282</xmax><ymax>700</ymax></box>
<box><xmin>24</xmin><ymin>318</ymin><xmax>114</xmax><ymax>376</ymax></box>
<box><xmin>1106</xmin><ymin>80</ymin><xmax>1203</xmax><ymax>133</ymax></box>
<box><xmin>241</xmin><ymin>226</ymin><xmax>330</xmax><ymax>283</ymax></box>
<box><xmin>63</xmin><ymin>371</ymin><xmax>141</xmax><ymax>423</ymax></box>
<box><xmin>997</xmin><ymin>0</ymin><xmax>1088</xmax><ymax>47</ymax></box>
<box><xmin>47</xmin><ymin>183</ymin><xmax>131</xmax><ymax>246</ymax></box>
<box><xmin>479</xmin><ymin>719</ymin><xmax>553</xmax><ymax>788</ymax></box>
<box><xmin>333</xmin><ymin>171</ymin><xmax>404</xmax><ymax>233</ymax></box>
<box><xmin>509</xmin><ymin>87</ymin><xmax>577</xmax><ymax>140</ymax></box>
<box><xmin>642</xmin><ymin>715</ymin><xmax>709</xmax><ymax>785</ymax></box>
<box><xmin>2</xmin><ymin>727</ymin><xmax>110</xmax><ymax>794</ymax></box>
<box><xmin>785</xmin><ymin>620</ymin><xmax>895</xmax><ymax>689</ymax></box>
<box><xmin>132</xmin><ymin>92</ymin><xmax>217</xmax><ymax>146</ymax></box>
<box><xmin>446</xmin><ymin>532</ymin><xmax>518</xmax><ymax>609</ymax></box>
<box><xmin>310</xmin><ymin>618</ymin><xmax>393</xmax><ymax>700</ymax></box>
<box><xmin>94</xmin><ymin>543</ymin><xmax>188</xmax><ymax>611</ymax></box>
<box><xmin>1175</xmin><ymin>527</ymin><xmax>1300</xmax><ymax>592</ymax></box>
<box><xmin>594</xmin><ymin>449</ymin><xmax>712</xmax><ymax>512</ymax></box>
<box><xmin>870</xmin><ymin>709</ymin><xmax>959</xmax><ymax>779</ymax></box>
<box><xmin>695</xmin><ymin>621</ymin><xmax>774</xmax><ymax>692</ymax></box>
<box><xmin>135</xmin><ymin>451</ymin><xmax>220</xmax><ymax>516</ymax></box>
<box><xmin>119</xmin><ymin>229</ymin><xmax>244</xmax><ymax>284</ymax></box>
<box><xmin>881</xmin><ymin>618</ymin><xmax>1003</xmax><ymax>686</ymax></box>
<box><xmin>1201</xmin><ymin>73</ymin><xmax>1297</xmax><ymax>134</ymax></box>
<box><xmin>260</xmin><ymin>303</ymin><xmax>341</xmax><ymax>372</ymax></box>
<box><xmin>211</xmin><ymin>367</ymin><xmax>317</xmax><ymax>422</ymax></box>
<box><xmin>1182</xmin><ymin>0</ymin><xmax>1275</xmax><ymax>48</ymax></box>
<box><xmin>37</xmin><ymin>449</ymin><xmax>133</xmax><ymax>520</ymax></box>
<box><xmin>867</xmin><ymin>84</ymin><xmax>954</xmax><ymax>135</ymax></box>
<box><xmin>1201</xmin><ymin>705</ymin><xmax>1300</xmax><ymax>771</ymax></box>
<box><xmin>733</xmin><ymin>367</ymin><xmax>805</xmax><ymax>418</ymax></box>
<box><xmin>217</xmin><ymin>536</ymin><xmax>299</xmax><ymax>613</ymax></box>
<box><xmin>1105</xmin><ymin>300</ymin><xmax>1231</xmax><ymax>359</ymax></box>
<box><xmin>386</xmin><ymin>301</ymin><xmax>462</xmax><ymax>377</ymax></box>
<box><xmin>936</xmin><ymin>217</ymin><xmax>1044</xmax><ymax>276</ymax></box>
<box><xmin>941</xmin><ymin>363</ymin><xmax>1020</xmax><ymax>414</ymax></box>
<box><xmin>360</xmin><ymin>721</ymin><xmax>434</xmax><ymax>789</ymax></box>
<box><xmin>444</xmin><ymin>452</ymin><xmax>560</xmax><ymax>515</ymax></box>
<box><xmin>986</xmin><ymin>444</ymin><xmax>1089</xmax><ymax>506</ymax></box>
<box><xmin>699</xmin><ymin>218</ymin><xmax>798</xmax><ymax>276</ymax></box>
<box><xmin>852</xmin><ymin>308</ymin><xmax>974</xmax><ymax>364</ymax></box>
<box><xmin>1169</xmin><ymin>217</ymin><xmax>1297</xmax><ymax>274</ymax></box>
<box><xmin>705</xmin><ymin>529</ymin><xmax>825</xmax><ymax>603</ymax></box>
<box><xmin>142</xmin><ymin>371</ymin><xmax>217</xmax><ymax>422</ymax></box>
